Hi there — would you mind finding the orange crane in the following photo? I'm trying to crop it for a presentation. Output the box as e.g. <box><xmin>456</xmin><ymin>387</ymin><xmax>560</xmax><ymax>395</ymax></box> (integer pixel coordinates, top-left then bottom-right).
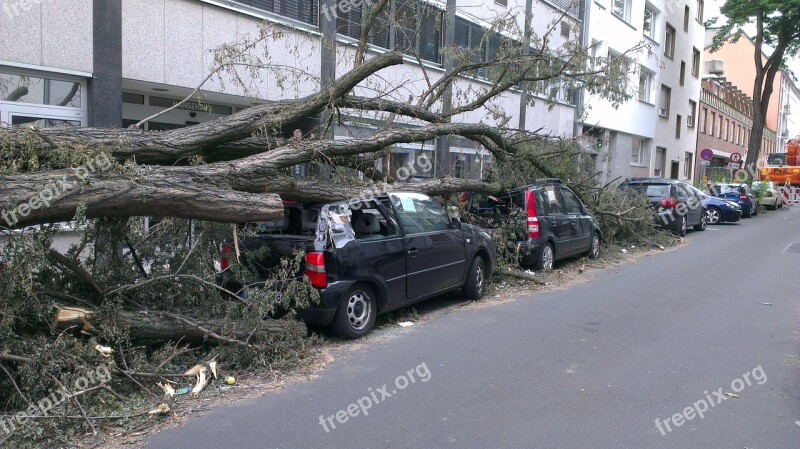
<box><xmin>760</xmin><ymin>137</ymin><xmax>800</xmax><ymax>186</ymax></box>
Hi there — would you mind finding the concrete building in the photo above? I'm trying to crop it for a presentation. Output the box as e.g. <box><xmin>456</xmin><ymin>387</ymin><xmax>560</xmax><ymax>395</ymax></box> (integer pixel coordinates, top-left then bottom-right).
<box><xmin>776</xmin><ymin>71</ymin><xmax>800</xmax><ymax>152</ymax></box>
<box><xmin>694</xmin><ymin>76</ymin><xmax>753</xmax><ymax>181</ymax></box>
<box><xmin>579</xmin><ymin>0</ymin><xmax>705</xmax><ymax>183</ymax></box>
<box><xmin>0</xmin><ymin>0</ymin><xmax>581</xmax><ymax>181</ymax></box>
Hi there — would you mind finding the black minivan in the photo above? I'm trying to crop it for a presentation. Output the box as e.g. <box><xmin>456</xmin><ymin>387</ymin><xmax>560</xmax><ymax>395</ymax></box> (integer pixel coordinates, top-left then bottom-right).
<box><xmin>465</xmin><ymin>179</ymin><xmax>601</xmax><ymax>271</ymax></box>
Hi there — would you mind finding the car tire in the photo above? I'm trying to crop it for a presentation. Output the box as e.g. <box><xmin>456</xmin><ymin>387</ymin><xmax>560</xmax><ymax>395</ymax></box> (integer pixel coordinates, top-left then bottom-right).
<box><xmin>693</xmin><ymin>213</ymin><xmax>707</xmax><ymax>231</ymax></box>
<box><xmin>331</xmin><ymin>284</ymin><xmax>377</xmax><ymax>339</ymax></box>
<box><xmin>535</xmin><ymin>242</ymin><xmax>554</xmax><ymax>272</ymax></box>
<box><xmin>675</xmin><ymin>215</ymin><xmax>687</xmax><ymax>237</ymax></box>
<box><xmin>587</xmin><ymin>232</ymin><xmax>601</xmax><ymax>259</ymax></box>
<box><xmin>462</xmin><ymin>256</ymin><xmax>486</xmax><ymax>300</ymax></box>
<box><xmin>706</xmin><ymin>207</ymin><xmax>722</xmax><ymax>225</ymax></box>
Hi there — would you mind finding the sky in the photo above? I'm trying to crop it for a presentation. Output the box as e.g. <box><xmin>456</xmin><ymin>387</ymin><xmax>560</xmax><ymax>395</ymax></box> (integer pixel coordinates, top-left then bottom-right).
<box><xmin>706</xmin><ymin>0</ymin><xmax>800</xmax><ymax>80</ymax></box>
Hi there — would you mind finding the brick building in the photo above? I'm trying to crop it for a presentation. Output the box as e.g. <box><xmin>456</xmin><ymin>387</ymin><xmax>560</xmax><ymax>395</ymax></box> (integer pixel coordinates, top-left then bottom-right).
<box><xmin>695</xmin><ymin>76</ymin><xmax>776</xmax><ymax>181</ymax></box>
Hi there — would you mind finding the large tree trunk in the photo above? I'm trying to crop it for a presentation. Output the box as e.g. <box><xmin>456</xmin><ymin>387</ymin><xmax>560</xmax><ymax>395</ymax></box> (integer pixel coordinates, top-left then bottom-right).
<box><xmin>54</xmin><ymin>307</ymin><xmax>286</xmax><ymax>345</ymax></box>
<box><xmin>745</xmin><ymin>14</ymin><xmax>787</xmax><ymax>167</ymax></box>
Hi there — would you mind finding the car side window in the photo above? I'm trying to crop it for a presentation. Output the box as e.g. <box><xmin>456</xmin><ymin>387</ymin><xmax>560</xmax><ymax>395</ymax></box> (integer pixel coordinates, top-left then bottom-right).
<box><xmin>675</xmin><ymin>184</ymin><xmax>689</xmax><ymax>199</ymax></box>
<box><xmin>351</xmin><ymin>203</ymin><xmax>398</xmax><ymax>241</ymax></box>
<box><xmin>542</xmin><ymin>185</ymin><xmax>565</xmax><ymax>214</ymax></box>
<box><xmin>560</xmin><ymin>187</ymin><xmax>583</xmax><ymax>214</ymax></box>
<box><xmin>389</xmin><ymin>192</ymin><xmax>450</xmax><ymax>235</ymax></box>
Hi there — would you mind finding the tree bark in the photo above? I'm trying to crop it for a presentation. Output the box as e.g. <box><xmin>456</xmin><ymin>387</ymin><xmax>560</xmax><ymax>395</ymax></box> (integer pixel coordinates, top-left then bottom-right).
<box><xmin>53</xmin><ymin>307</ymin><xmax>286</xmax><ymax>344</ymax></box>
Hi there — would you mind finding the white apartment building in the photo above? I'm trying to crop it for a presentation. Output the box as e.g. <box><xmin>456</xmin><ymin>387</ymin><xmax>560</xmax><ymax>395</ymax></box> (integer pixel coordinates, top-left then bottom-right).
<box><xmin>580</xmin><ymin>0</ymin><xmax>705</xmax><ymax>182</ymax></box>
<box><xmin>777</xmin><ymin>69</ymin><xmax>800</xmax><ymax>151</ymax></box>
<box><xmin>0</xmin><ymin>0</ymin><xmax>581</xmax><ymax>180</ymax></box>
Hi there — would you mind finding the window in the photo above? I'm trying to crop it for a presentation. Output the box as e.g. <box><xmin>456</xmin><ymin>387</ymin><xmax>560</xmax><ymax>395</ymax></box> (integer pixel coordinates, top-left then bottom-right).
<box><xmin>631</xmin><ymin>137</ymin><xmax>651</xmax><ymax>166</ymax></box>
<box><xmin>696</xmin><ymin>0</ymin><xmax>704</xmax><ymax>22</ymax></box>
<box><xmin>723</xmin><ymin>118</ymin><xmax>729</xmax><ymax>140</ymax></box>
<box><xmin>716</xmin><ymin>115</ymin><xmax>721</xmax><ymax>138</ymax></box>
<box><xmin>692</xmin><ymin>48</ymin><xmax>700</xmax><ymax>76</ymax></box>
<box><xmin>612</xmin><ymin>0</ymin><xmax>631</xmax><ymax>21</ymax></box>
<box><xmin>709</xmin><ymin>112</ymin><xmax>715</xmax><ymax>135</ymax></box>
<box><xmin>684</xmin><ymin>152</ymin><xmax>693</xmax><ymax>179</ymax></box>
<box><xmin>683</xmin><ymin>6</ymin><xmax>690</xmax><ymax>30</ymax></box>
<box><xmin>643</xmin><ymin>4</ymin><xmax>658</xmax><ymax>39</ymax></box>
<box><xmin>560</xmin><ymin>22</ymin><xmax>570</xmax><ymax>38</ymax></box>
<box><xmin>675</xmin><ymin>115</ymin><xmax>682</xmax><ymax>138</ymax></box>
<box><xmin>560</xmin><ymin>187</ymin><xmax>584</xmax><ymax>214</ymax></box>
<box><xmin>664</xmin><ymin>24</ymin><xmax>675</xmax><ymax>58</ymax></box>
<box><xmin>390</xmin><ymin>192</ymin><xmax>451</xmax><ymax>235</ymax></box>
<box><xmin>359</xmin><ymin>0</ymin><xmax>443</xmax><ymax>63</ymax></box>
<box><xmin>234</xmin><ymin>0</ymin><xmax>318</xmax><ymax>25</ymax></box>
<box><xmin>350</xmin><ymin>203</ymin><xmax>397</xmax><ymax>240</ymax></box>
<box><xmin>638</xmin><ymin>67</ymin><xmax>654</xmax><ymax>102</ymax></box>
<box><xmin>679</xmin><ymin>61</ymin><xmax>686</xmax><ymax>86</ymax></box>
<box><xmin>0</xmin><ymin>72</ymin><xmax>82</xmax><ymax>108</ymax></box>
<box><xmin>700</xmin><ymin>105</ymin><xmax>708</xmax><ymax>134</ymax></box>
<box><xmin>659</xmin><ymin>85</ymin><xmax>671</xmax><ymax>117</ymax></box>
<box><xmin>688</xmin><ymin>100</ymin><xmax>696</xmax><ymax>127</ymax></box>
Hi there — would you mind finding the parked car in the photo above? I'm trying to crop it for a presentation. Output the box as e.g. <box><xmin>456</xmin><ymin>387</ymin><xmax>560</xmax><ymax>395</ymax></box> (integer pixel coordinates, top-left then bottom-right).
<box><xmin>751</xmin><ymin>181</ymin><xmax>782</xmax><ymax>210</ymax></box>
<box><xmin>219</xmin><ymin>193</ymin><xmax>496</xmax><ymax>338</ymax></box>
<box><xmin>709</xmin><ymin>183</ymin><xmax>758</xmax><ymax>218</ymax></box>
<box><xmin>687</xmin><ymin>185</ymin><xmax>742</xmax><ymax>224</ymax></box>
<box><xmin>620</xmin><ymin>178</ymin><xmax>707</xmax><ymax>236</ymax></box>
<box><xmin>464</xmin><ymin>179</ymin><xmax>601</xmax><ymax>271</ymax></box>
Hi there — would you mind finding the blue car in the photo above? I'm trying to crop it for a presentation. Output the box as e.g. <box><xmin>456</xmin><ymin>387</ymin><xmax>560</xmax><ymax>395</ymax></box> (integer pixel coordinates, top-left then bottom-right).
<box><xmin>689</xmin><ymin>186</ymin><xmax>742</xmax><ymax>224</ymax></box>
<box><xmin>709</xmin><ymin>183</ymin><xmax>758</xmax><ymax>218</ymax></box>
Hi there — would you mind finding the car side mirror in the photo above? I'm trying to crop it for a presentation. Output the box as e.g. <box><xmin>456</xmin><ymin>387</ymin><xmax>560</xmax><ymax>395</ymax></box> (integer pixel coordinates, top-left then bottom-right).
<box><xmin>451</xmin><ymin>217</ymin><xmax>462</xmax><ymax>229</ymax></box>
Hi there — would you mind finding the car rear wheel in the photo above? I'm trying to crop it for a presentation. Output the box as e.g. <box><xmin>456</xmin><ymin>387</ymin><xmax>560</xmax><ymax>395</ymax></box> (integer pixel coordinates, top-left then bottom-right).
<box><xmin>675</xmin><ymin>215</ymin><xmax>687</xmax><ymax>237</ymax></box>
<box><xmin>693</xmin><ymin>213</ymin><xmax>707</xmax><ymax>231</ymax></box>
<box><xmin>706</xmin><ymin>207</ymin><xmax>721</xmax><ymax>224</ymax></box>
<box><xmin>462</xmin><ymin>256</ymin><xmax>486</xmax><ymax>300</ymax></box>
<box><xmin>587</xmin><ymin>233</ymin><xmax>600</xmax><ymax>259</ymax></box>
<box><xmin>535</xmin><ymin>243</ymin><xmax>554</xmax><ymax>271</ymax></box>
<box><xmin>331</xmin><ymin>284</ymin><xmax>377</xmax><ymax>339</ymax></box>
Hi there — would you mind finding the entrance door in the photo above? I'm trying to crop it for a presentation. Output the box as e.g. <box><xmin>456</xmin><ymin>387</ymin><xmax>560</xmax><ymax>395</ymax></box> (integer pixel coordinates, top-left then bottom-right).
<box><xmin>670</xmin><ymin>161</ymin><xmax>680</xmax><ymax>179</ymax></box>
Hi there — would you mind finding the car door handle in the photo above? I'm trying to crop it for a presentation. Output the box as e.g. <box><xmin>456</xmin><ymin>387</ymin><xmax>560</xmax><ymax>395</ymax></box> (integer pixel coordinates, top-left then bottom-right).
<box><xmin>407</xmin><ymin>248</ymin><xmax>418</xmax><ymax>256</ymax></box>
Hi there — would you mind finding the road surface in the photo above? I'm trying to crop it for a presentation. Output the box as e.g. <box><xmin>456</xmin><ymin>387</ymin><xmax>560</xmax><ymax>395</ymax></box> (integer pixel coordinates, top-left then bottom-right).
<box><xmin>144</xmin><ymin>206</ymin><xmax>800</xmax><ymax>448</ymax></box>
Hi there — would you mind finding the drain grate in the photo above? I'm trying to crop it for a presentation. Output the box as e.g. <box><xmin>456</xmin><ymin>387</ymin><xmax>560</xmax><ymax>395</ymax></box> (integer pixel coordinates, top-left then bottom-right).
<box><xmin>784</xmin><ymin>243</ymin><xmax>800</xmax><ymax>253</ymax></box>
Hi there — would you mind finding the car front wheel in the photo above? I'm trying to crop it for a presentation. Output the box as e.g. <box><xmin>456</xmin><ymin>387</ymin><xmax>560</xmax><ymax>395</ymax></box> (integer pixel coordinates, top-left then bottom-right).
<box><xmin>462</xmin><ymin>256</ymin><xmax>486</xmax><ymax>300</ymax></box>
<box><xmin>706</xmin><ymin>207</ymin><xmax>721</xmax><ymax>224</ymax></box>
<box><xmin>331</xmin><ymin>284</ymin><xmax>377</xmax><ymax>339</ymax></box>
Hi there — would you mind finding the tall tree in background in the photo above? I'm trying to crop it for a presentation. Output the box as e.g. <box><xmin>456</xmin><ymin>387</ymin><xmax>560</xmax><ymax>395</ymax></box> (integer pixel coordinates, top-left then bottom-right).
<box><xmin>713</xmin><ymin>0</ymin><xmax>800</xmax><ymax>166</ymax></box>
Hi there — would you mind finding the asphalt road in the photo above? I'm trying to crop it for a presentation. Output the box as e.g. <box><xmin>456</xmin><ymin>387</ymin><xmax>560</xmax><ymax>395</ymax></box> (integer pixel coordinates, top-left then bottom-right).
<box><xmin>144</xmin><ymin>206</ymin><xmax>800</xmax><ymax>449</ymax></box>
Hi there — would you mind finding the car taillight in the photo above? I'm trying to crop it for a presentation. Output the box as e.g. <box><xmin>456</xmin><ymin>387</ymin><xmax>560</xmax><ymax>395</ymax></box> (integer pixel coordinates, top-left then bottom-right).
<box><xmin>660</xmin><ymin>197</ymin><xmax>678</xmax><ymax>208</ymax></box>
<box><xmin>739</xmin><ymin>194</ymin><xmax>748</xmax><ymax>201</ymax></box>
<box><xmin>220</xmin><ymin>244</ymin><xmax>232</xmax><ymax>272</ymax></box>
<box><xmin>304</xmin><ymin>252</ymin><xmax>328</xmax><ymax>289</ymax></box>
<box><xmin>526</xmin><ymin>191</ymin><xmax>540</xmax><ymax>239</ymax></box>
<box><xmin>460</xmin><ymin>192</ymin><xmax>468</xmax><ymax>203</ymax></box>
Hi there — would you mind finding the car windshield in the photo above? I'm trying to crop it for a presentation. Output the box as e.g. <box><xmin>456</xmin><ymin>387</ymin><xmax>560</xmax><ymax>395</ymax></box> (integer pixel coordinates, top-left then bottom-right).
<box><xmin>713</xmin><ymin>184</ymin><xmax>742</xmax><ymax>194</ymax></box>
<box><xmin>767</xmin><ymin>153</ymin><xmax>787</xmax><ymax>166</ymax></box>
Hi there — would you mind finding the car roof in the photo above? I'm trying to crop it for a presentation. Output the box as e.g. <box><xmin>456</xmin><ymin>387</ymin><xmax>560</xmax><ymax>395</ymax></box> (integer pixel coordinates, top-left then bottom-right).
<box><xmin>624</xmin><ymin>178</ymin><xmax>676</xmax><ymax>184</ymax></box>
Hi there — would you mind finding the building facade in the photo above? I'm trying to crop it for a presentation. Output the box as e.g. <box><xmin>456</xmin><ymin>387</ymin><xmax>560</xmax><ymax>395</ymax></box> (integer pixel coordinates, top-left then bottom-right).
<box><xmin>0</xmin><ymin>0</ymin><xmax>581</xmax><ymax>181</ymax></box>
<box><xmin>776</xmin><ymin>71</ymin><xmax>800</xmax><ymax>152</ymax></box>
<box><xmin>580</xmin><ymin>0</ymin><xmax>705</xmax><ymax>183</ymax></box>
<box><xmin>703</xmin><ymin>30</ymin><xmax>799</xmax><ymax>160</ymax></box>
<box><xmin>694</xmin><ymin>76</ymin><xmax>753</xmax><ymax>181</ymax></box>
